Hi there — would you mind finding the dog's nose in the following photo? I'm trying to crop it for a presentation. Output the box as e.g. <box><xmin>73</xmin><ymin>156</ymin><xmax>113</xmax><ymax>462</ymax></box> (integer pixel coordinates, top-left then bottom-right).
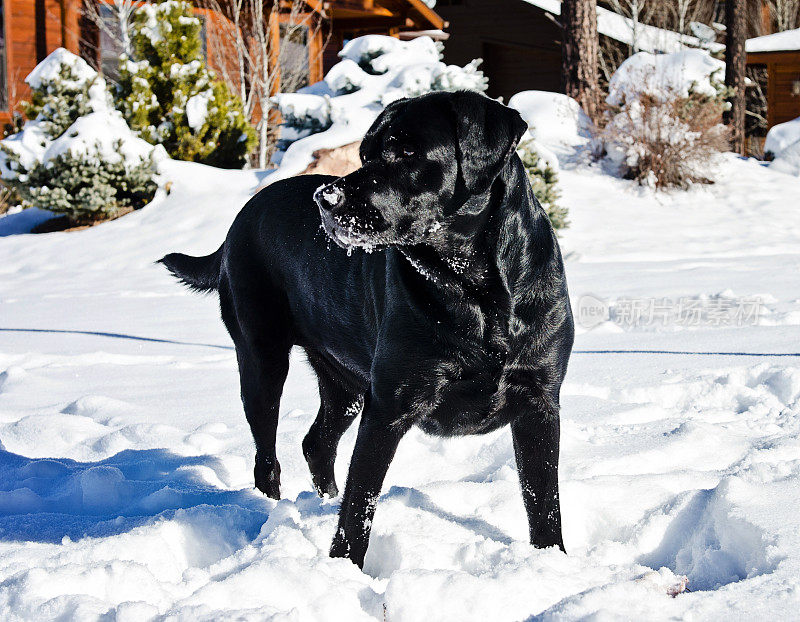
<box><xmin>314</xmin><ymin>183</ymin><xmax>345</xmax><ymax>211</ymax></box>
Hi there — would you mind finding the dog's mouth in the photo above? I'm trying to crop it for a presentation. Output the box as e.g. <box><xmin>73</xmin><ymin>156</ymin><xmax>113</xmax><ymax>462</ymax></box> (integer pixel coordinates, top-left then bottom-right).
<box><xmin>318</xmin><ymin>207</ymin><xmax>385</xmax><ymax>254</ymax></box>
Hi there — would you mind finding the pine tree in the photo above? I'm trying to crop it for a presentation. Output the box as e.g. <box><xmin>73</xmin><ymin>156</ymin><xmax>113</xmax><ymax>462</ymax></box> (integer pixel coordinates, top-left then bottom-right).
<box><xmin>115</xmin><ymin>0</ymin><xmax>255</xmax><ymax>168</ymax></box>
<box><xmin>517</xmin><ymin>140</ymin><xmax>569</xmax><ymax>231</ymax></box>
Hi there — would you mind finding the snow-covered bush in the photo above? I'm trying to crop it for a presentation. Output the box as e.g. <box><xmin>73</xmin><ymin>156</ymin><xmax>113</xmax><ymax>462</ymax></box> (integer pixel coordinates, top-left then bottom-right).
<box><xmin>115</xmin><ymin>0</ymin><xmax>255</xmax><ymax>168</ymax></box>
<box><xmin>336</xmin><ymin>36</ymin><xmax>488</xmax><ymax>98</ymax></box>
<box><xmin>21</xmin><ymin>48</ymin><xmax>112</xmax><ymax>137</ymax></box>
<box><xmin>599</xmin><ymin>50</ymin><xmax>731</xmax><ymax>189</ymax></box>
<box><xmin>271</xmin><ymin>35</ymin><xmax>487</xmax><ymax>170</ymax></box>
<box><xmin>764</xmin><ymin>116</ymin><xmax>800</xmax><ymax>160</ymax></box>
<box><xmin>0</xmin><ymin>49</ymin><xmax>163</xmax><ymax>225</ymax></box>
<box><xmin>517</xmin><ymin>139</ymin><xmax>568</xmax><ymax>231</ymax></box>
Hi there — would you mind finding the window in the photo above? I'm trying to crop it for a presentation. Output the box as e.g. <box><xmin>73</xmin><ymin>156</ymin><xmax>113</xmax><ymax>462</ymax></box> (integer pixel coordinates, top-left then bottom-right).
<box><xmin>279</xmin><ymin>23</ymin><xmax>309</xmax><ymax>93</ymax></box>
<box><xmin>0</xmin><ymin>0</ymin><xmax>7</xmax><ymax>110</ymax></box>
<box><xmin>99</xmin><ymin>5</ymin><xmax>124</xmax><ymax>82</ymax></box>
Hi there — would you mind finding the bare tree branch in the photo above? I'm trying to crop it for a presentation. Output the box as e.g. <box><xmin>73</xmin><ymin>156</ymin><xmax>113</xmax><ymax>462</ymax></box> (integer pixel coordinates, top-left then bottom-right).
<box><xmin>80</xmin><ymin>0</ymin><xmax>136</xmax><ymax>58</ymax></box>
<box><xmin>198</xmin><ymin>0</ymin><xmax>329</xmax><ymax>167</ymax></box>
<box><xmin>767</xmin><ymin>0</ymin><xmax>800</xmax><ymax>31</ymax></box>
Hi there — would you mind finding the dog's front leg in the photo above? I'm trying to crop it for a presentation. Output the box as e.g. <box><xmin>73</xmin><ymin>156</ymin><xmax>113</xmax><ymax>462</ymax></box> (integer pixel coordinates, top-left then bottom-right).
<box><xmin>511</xmin><ymin>411</ymin><xmax>565</xmax><ymax>552</ymax></box>
<box><xmin>330</xmin><ymin>409</ymin><xmax>407</xmax><ymax>569</ymax></box>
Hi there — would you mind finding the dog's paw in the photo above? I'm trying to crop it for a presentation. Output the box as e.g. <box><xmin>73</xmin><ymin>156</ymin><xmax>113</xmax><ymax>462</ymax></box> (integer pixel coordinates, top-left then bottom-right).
<box><xmin>302</xmin><ymin>437</ymin><xmax>339</xmax><ymax>498</ymax></box>
<box><xmin>254</xmin><ymin>456</ymin><xmax>281</xmax><ymax>500</ymax></box>
<box><xmin>312</xmin><ymin>473</ymin><xmax>339</xmax><ymax>499</ymax></box>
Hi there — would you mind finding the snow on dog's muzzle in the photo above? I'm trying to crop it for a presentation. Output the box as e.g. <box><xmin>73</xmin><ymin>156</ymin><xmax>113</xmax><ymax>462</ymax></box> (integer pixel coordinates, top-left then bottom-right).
<box><xmin>314</xmin><ymin>181</ymin><xmax>366</xmax><ymax>253</ymax></box>
<box><xmin>314</xmin><ymin>182</ymin><xmax>345</xmax><ymax>211</ymax></box>
<box><xmin>314</xmin><ymin>178</ymin><xmax>390</xmax><ymax>254</ymax></box>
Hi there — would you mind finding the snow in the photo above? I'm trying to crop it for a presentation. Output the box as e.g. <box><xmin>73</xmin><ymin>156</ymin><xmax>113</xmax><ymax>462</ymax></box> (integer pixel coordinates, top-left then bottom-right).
<box><xmin>43</xmin><ymin>112</ymin><xmax>168</xmax><ymax>168</ymax></box>
<box><xmin>508</xmin><ymin>91</ymin><xmax>593</xmax><ymax>149</ymax></box>
<box><xmin>340</xmin><ymin>35</ymin><xmax>441</xmax><ymax>73</ymax></box>
<box><xmin>521</xmin><ymin>0</ymin><xmax>724</xmax><ymax>54</ymax></box>
<box><xmin>746</xmin><ymin>27</ymin><xmax>800</xmax><ymax>52</ymax></box>
<box><xmin>185</xmin><ymin>90</ymin><xmax>213</xmax><ymax>132</ymax></box>
<box><xmin>2</xmin><ymin>100</ymin><xmax>800</xmax><ymax>617</ymax></box>
<box><xmin>272</xmin><ymin>93</ymin><xmax>333</xmax><ymax>130</ymax></box>
<box><xmin>137</xmin><ymin>1</ymin><xmax>188</xmax><ymax>47</ymax></box>
<box><xmin>764</xmin><ymin>115</ymin><xmax>800</xmax><ymax>157</ymax></box>
<box><xmin>25</xmin><ymin>47</ymin><xmax>97</xmax><ymax>90</ymax></box>
<box><xmin>0</xmin><ymin>207</ymin><xmax>55</xmax><ymax>237</ymax></box>
<box><xmin>769</xmin><ymin>139</ymin><xmax>800</xmax><ymax>176</ymax></box>
<box><xmin>606</xmin><ymin>49</ymin><xmax>725</xmax><ymax>107</ymax></box>
<box><xmin>169</xmin><ymin>60</ymin><xmax>202</xmax><ymax>80</ymax></box>
<box><xmin>0</xmin><ymin>121</ymin><xmax>50</xmax><ymax>178</ymax></box>
<box><xmin>765</xmin><ymin>116</ymin><xmax>800</xmax><ymax>176</ymax></box>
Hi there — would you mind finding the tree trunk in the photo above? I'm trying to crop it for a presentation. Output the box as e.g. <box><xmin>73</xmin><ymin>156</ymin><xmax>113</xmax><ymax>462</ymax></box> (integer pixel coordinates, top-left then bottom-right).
<box><xmin>258</xmin><ymin>101</ymin><xmax>269</xmax><ymax>169</ymax></box>
<box><xmin>725</xmin><ymin>0</ymin><xmax>747</xmax><ymax>154</ymax></box>
<box><xmin>562</xmin><ymin>0</ymin><xmax>599</xmax><ymax>120</ymax></box>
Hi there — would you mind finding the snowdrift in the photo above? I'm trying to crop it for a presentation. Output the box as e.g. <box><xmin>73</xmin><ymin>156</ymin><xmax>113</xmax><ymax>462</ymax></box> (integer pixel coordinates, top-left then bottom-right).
<box><xmin>765</xmin><ymin>116</ymin><xmax>800</xmax><ymax>176</ymax></box>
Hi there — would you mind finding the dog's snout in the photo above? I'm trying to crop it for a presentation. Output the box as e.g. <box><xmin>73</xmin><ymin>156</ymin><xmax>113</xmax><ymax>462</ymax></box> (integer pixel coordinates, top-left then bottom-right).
<box><xmin>314</xmin><ymin>183</ymin><xmax>345</xmax><ymax>211</ymax></box>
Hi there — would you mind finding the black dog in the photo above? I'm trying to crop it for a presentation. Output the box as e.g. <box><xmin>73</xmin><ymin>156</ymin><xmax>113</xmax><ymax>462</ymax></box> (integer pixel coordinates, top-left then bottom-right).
<box><xmin>161</xmin><ymin>90</ymin><xmax>574</xmax><ymax>568</ymax></box>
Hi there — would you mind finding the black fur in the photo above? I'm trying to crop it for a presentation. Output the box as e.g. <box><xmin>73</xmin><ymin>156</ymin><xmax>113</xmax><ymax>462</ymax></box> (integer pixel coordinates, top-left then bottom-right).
<box><xmin>160</xmin><ymin>248</ymin><xmax>222</xmax><ymax>293</ymax></box>
<box><xmin>161</xmin><ymin>91</ymin><xmax>574</xmax><ymax>568</ymax></box>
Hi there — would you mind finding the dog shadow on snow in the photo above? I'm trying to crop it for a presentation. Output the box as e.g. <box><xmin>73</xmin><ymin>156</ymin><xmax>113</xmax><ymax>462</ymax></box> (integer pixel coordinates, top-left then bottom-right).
<box><xmin>0</xmin><ymin>447</ymin><xmax>270</xmax><ymax>544</ymax></box>
<box><xmin>0</xmin><ymin>446</ymin><xmax>508</xmax><ymax>555</ymax></box>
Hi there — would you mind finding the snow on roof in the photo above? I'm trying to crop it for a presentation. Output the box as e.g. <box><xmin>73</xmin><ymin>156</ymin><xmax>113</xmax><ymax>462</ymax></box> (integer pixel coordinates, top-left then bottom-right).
<box><xmin>746</xmin><ymin>28</ymin><xmax>800</xmax><ymax>53</ymax></box>
<box><xmin>521</xmin><ymin>0</ymin><xmax>724</xmax><ymax>54</ymax></box>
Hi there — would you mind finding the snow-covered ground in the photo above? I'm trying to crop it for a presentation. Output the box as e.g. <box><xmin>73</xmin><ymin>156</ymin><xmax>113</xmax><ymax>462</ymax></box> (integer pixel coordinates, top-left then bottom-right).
<box><xmin>1</xmin><ymin>138</ymin><xmax>800</xmax><ymax>619</ymax></box>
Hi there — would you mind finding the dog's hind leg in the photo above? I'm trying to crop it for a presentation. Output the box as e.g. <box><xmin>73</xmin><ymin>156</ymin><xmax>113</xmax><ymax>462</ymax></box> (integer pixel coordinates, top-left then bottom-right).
<box><xmin>302</xmin><ymin>352</ymin><xmax>363</xmax><ymax>498</ymax></box>
<box><xmin>220</xmin><ymin>278</ymin><xmax>292</xmax><ymax>500</ymax></box>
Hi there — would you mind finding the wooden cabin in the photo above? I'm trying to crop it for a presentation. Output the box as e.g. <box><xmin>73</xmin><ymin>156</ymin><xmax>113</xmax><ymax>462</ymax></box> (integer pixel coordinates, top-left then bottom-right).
<box><xmin>0</xmin><ymin>0</ymin><xmax>445</xmax><ymax>127</ymax></box>
<box><xmin>746</xmin><ymin>29</ymin><xmax>800</xmax><ymax>132</ymax></box>
<box><xmin>435</xmin><ymin>0</ymin><xmax>719</xmax><ymax>103</ymax></box>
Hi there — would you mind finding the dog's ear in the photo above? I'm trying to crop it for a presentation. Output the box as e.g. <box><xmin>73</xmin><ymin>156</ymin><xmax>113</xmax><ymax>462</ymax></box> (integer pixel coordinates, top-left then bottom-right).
<box><xmin>359</xmin><ymin>98</ymin><xmax>409</xmax><ymax>164</ymax></box>
<box><xmin>450</xmin><ymin>91</ymin><xmax>528</xmax><ymax>195</ymax></box>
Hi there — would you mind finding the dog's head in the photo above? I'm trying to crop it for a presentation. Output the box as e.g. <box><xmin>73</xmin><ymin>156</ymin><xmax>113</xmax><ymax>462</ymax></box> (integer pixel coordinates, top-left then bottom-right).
<box><xmin>313</xmin><ymin>91</ymin><xmax>527</xmax><ymax>251</ymax></box>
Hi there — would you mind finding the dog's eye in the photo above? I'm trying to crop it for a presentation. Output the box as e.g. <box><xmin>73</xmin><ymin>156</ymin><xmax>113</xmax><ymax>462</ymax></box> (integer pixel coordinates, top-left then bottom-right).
<box><xmin>400</xmin><ymin>146</ymin><xmax>415</xmax><ymax>158</ymax></box>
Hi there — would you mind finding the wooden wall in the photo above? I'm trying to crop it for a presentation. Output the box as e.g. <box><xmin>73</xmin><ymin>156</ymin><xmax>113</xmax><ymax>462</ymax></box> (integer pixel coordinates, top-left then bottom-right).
<box><xmin>2</xmin><ymin>0</ymin><xmax>80</xmax><ymax>125</ymax></box>
<box><xmin>434</xmin><ymin>0</ymin><xmax>562</xmax><ymax>102</ymax></box>
<box><xmin>747</xmin><ymin>51</ymin><xmax>800</xmax><ymax>130</ymax></box>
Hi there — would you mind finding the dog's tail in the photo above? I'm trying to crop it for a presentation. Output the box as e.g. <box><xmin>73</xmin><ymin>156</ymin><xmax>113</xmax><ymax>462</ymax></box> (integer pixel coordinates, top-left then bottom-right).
<box><xmin>158</xmin><ymin>246</ymin><xmax>223</xmax><ymax>293</ymax></box>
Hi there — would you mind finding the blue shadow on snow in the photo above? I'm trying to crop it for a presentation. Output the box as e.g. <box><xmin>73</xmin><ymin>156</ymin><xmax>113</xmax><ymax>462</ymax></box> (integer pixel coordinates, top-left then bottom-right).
<box><xmin>0</xmin><ymin>448</ymin><xmax>269</xmax><ymax>543</ymax></box>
